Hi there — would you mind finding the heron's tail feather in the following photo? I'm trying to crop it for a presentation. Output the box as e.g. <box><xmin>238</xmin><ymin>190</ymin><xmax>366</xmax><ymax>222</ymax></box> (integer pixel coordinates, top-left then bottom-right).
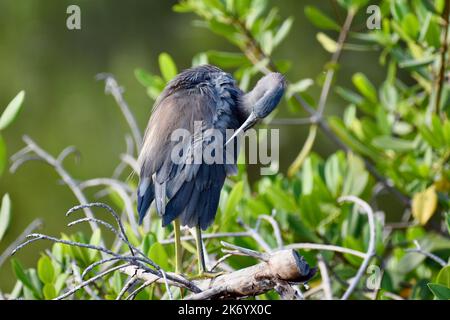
<box><xmin>137</xmin><ymin>178</ymin><xmax>155</xmax><ymax>225</ymax></box>
<box><xmin>162</xmin><ymin>179</ymin><xmax>195</xmax><ymax>227</ymax></box>
<box><xmin>162</xmin><ymin>164</ymin><xmax>226</xmax><ymax>230</ymax></box>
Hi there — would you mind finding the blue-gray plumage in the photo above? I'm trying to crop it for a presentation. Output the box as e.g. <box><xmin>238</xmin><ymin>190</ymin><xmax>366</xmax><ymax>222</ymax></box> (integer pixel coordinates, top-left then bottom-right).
<box><xmin>137</xmin><ymin>65</ymin><xmax>285</xmax><ymax>234</ymax></box>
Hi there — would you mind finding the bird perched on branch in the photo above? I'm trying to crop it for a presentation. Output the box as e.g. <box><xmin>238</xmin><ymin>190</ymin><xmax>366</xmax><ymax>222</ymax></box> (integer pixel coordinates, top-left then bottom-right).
<box><xmin>137</xmin><ymin>64</ymin><xmax>285</xmax><ymax>277</ymax></box>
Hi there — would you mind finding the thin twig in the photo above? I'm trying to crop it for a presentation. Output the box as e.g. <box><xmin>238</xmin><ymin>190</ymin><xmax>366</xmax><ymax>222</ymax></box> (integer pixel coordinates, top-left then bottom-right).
<box><xmin>406</xmin><ymin>240</ymin><xmax>447</xmax><ymax>268</ymax></box>
<box><xmin>237</xmin><ymin>218</ymin><xmax>272</xmax><ymax>252</ymax></box>
<box><xmin>116</xmin><ymin>275</ymin><xmax>138</xmax><ymax>300</ymax></box>
<box><xmin>11</xmin><ymin>136</ymin><xmax>100</xmax><ymax>232</ymax></box>
<box><xmin>317</xmin><ymin>254</ymin><xmax>333</xmax><ymax>300</ymax></box>
<box><xmin>220</xmin><ymin>241</ymin><xmax>270</xmax><ymax>261</ymax></box>
<box><xmin>71</xmin><ymin>261</ymin><xmax>100</xmax><ymax>300</ymax></box>
<box><xmin>96</xmin><ymin>73</ymin><xmax>142</xmax><ymax>152</ymax></box>
<box><xmin>258</xmin><ymin>214</ymin><xmax>283</xmax><ymax>249</ymax></box>
<box><xmin>76</xmin><ymin>180</ymin><xmax>138</xmax><ymax>235</ymax></box>
<box><xmin>66</xmin><ymin>203</ymin><xmax>137</xmax><ymax>257</ymax></box>
<box><xmin>0</xmin><ymin>219</ymin><xmax>43</xmax><ymax>269</ymax></box>
<box><xmin>126</xmin><ymin>278</ymin><xmax>158</xmax><ymax>300</ymax></box>
<box><xmin>285</xmin><ymin>243</ymin><xmax>366</xmax><ymax>258</ymax></box>
<box><xmin>55</xmin><ymin>263</ymin><xmax>130</xmax><ymax>300</ymax></box>
<box><xmin>338</xmin><ymin>196</ymin><xmax>376</xmax><ymax>300</ymax></box>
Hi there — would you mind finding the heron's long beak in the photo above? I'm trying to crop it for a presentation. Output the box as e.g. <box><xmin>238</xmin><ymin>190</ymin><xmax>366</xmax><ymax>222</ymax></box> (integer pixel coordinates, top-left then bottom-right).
<box><xmin>225</xmin><ymin>112</ymin><xmax>258</xmax><ymax>146</ymax></box>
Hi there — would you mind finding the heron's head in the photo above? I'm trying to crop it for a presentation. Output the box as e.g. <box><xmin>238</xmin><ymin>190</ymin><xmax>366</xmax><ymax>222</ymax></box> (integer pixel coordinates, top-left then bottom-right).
<box><xmin>225</xmin><ymin>72</ymin><xmax>286</xmax><ymax>146</ymax></box>
<box><xmin>251</xmin><ymin>72</ymin><xmax>286</xmax><ymax>118</ymax></box>
<box><xmin>170</xmin><ymin>64</ymin><xmax>236</xmax><ymax>90</ymax></box>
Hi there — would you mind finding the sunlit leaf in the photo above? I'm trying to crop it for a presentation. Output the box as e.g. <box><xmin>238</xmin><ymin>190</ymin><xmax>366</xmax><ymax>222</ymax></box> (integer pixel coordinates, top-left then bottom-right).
<box><xmin>224</xmin><ymin>181</ymin><xmax>244</xmax><ymax>219</ymax></box>
<box><xmin>428</xmin><ymin>283</ymin><xmax>450</xmax><ymax>300</ymax></box>
<box><xmin>0</xmin><ymin>193</ymin><xmax>11</xmax><ymax>242</ymax></box>
<box><xmin>273</xmin><ymin>17</ymin><xmax>294</xmax><ymax>47</ymax></box>
<box><xmin>0</xmin><ymin>90</ymin><xmax>25</xmax><ymax>130</ymax></box>
<box><xmin>316</xmin><ymin>32</ymin><xmax>337</xmax><ymax>53</ymax></box>
<box><xmin>436</xmin><ymin>266</ymin><xmax>450</xmax><ymax>288</ymax></box>
<box><xmin>412</xmin><ymin>186</ymin><xmax>438</xmax><ymax>225</ymax></box>
<box><xmin>37</xmin><ymin>255</ymin><xmax>55</xmax><ymax>284</ymax></box>
<box><xmin>158</xmin><ymin>53</ymin><xmax>178</xmax><ymax>82</ymax></box>
<box><xmin>304</xmin><ymin>6</ymin><xmax>340</xmax><ymax>30</ymax></box>
<box><xmin>11</xmin><ymin>259</ymin><xmax>41</xmax><ymax>299</ymax></box>
<box><xmin>148</xmin><ymin>242</ymin><xmax>170</xmax><ymax>271</ymax></box>
<box><xmin>43</xmin><ymin>283</ymin><xmax>57</xmax><ymax>300</ymax></box>
<box><xmin>372</xmin><ymin>136</ymin><xmax>416</xmax><ymax>152</ymax></box>
<box><xmin>352</xmin><ymin>73</ymin><xmax>377</xmax><ymax>103</ymax></box>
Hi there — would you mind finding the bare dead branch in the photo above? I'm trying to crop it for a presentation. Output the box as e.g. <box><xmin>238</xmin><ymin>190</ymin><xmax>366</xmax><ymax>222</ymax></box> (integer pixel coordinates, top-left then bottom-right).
<box><xmin>96</xmin><ymin>73</ymin><xmax>142</xmax><ymax>152</ymax></box>
<box><xmin>185</xmin><ymin>249</ymin><xmax>316</xmax><ymax>300</ymax></box>
<box><xmin>406</xmin><ymin>240</ymin><xmax>447</xmax><ymax>268</ymax></box>
<box><xmin>0</xmin><ymin>219</ymin><xmax>43</xmax><ymax>269</ymax></box>
<box><xmin>317</xmin><ymin>254</ymin><xmax>333</xmax><ymax>300</ymax></box>
<box><xmin>338</xmin><ymin>196</ymin><xmax>376</xmax><ymax>300</ymax></box>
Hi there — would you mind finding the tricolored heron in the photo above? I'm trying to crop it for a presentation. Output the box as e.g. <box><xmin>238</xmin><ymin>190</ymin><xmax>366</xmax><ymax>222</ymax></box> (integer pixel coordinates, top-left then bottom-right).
<box><xmin>137</xmin><ymin>64</ymin><xmax>285</xmax><ymax>276</ymax></box>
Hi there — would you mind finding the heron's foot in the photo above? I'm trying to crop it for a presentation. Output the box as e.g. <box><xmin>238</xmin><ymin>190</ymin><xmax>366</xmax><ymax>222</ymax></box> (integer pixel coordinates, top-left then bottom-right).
<box><xmin>189</xmin><ymin>270</ymin><xmax>225</xmax><ymax>280</ymax></box>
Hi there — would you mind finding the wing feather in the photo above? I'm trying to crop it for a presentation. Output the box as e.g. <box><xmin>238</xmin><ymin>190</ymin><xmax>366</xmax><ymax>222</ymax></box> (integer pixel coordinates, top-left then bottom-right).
<box><xmin>137</xmin><ymin>88</ymin><xmax>228</xmax><ymax>229</ymax></box>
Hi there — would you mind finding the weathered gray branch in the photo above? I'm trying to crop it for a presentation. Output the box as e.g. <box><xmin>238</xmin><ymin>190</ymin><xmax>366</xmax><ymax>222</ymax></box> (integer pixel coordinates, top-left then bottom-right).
<box><xmin>185</xmin><ymin>249</ymin><xmax>316</xmax><ymax>300</ymax></box>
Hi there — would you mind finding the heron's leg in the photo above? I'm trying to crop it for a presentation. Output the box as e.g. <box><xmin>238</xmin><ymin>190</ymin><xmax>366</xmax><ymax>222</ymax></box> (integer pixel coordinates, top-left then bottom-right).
<box><xmin>173</xmin><ymin>218</ymin><xmax>183</xmax><ymax>274</ymax></box>
<box><xmin>190</xmin><ymin>226</ymin><xmax>225</xmax><ymax>279</ymax></box>
<box><xmin>194</xmin><ymin>225</ymin><xmax>207</xmax><ymax>274</ymax></box>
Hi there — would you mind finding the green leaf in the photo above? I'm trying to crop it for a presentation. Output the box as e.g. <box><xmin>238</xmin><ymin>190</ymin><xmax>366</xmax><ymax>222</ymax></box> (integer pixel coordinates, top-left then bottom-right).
<box><xmin>379</xmin><ymin>82</ymin><xmax>397</xmax><ymax>111</ymax></box>
<box><xmin>436</xmin><ymin>266</ymin><xmax>450</xmax><ymax>288</ymax></box>
<box><xmin>324</xmin><ymin>152</ymin><xmax>344</xmax><ymax>198</ymax></box>
<box><xmin>401</xmin><ymin>13</ymin><xmax>419</xmax><ymax>39</ymax></box>
<box><xmin>158</xmin><ymin>53</ymin><xmax>178</xmax><ymax>82</ymax></box>
<box><xmin>335</xmin><ymin>86</ymin><xmax>364</xmax><ymax>105</ymax></box>
<box><xmin>343</xmin><ymin>236</ymin><xmax>364</xmax><ymax>266</ymax></box>
<box><xmin>89</xmin><ymin>229</ymin><xmax>102</xmax><ymax>261</ymax></box>
<box><xmin>43</xmin><ymin>283</ymin><xmax>57</xmax><ymax>300</ymax></box>
<box><xmin>224</xmin><ymin>181</ymin><xmax>244</xmax><ymax>217</ymax></box>
<box><xmin>135</xmin><ymin>68</ymin><xmax>165</xmax><ymax>88</ymax></box>
<box><xmin>0</xmin><ymin>90</ymin><xmax>25</xmax><ymax>130</ymax></box>
<box><xmin>111</xmin><ymin>270</ymin><xmax>122</xmax><ymax>294</ymax></box>
<box><xmin>0</xmin><ymin>193</ymin><xmax>11</xmax><ymax>242</ymax></box>
<box><xmin>304</xmin><ymin>6</ymin><xmax>340</xmax><ymax>30</ymax></box>
<box><xmin>54</xmin><ymin>273</ymin><xmax>69</xmax><ymax>295</ymax></box>
<box><xmin>265</xmin><ymin>186</ymin><xmax>297</xmax><ymax>212</ymax></box>
<box><xmin>11</xmin><ymin>259</ymin><xmax>41</xmax><ymax>299</ymax></box>
<box><xmin>328</xmin><ymin>116</ymin><xmax>380</xmax><ymax>160</ymax></box>
<box><xmin>206</xmin><ymin>51</ymin><xmax>248</xmax><ymax>68</ymax></box>
<box><xmin>286</xmin><ymin>79</ymin><xmax>313</xmax><ymax>98</ymax></box>
<box><xmin>148</xmin><ymin>242</ymin><xmax>170</xmax><ymax>271</ymax></box>
<box><xmin>446</xmin><ymin>212</ymin><xmax>450</xmax><ymax>235</ymax></box>
<box><xmin>352</xmin><ymin>73</ymin><xmax>377</xmax><ymax>103</ymax></box>
<box><xmin>428</xmin><ymin>283</ymin><xmax>450</xmax><ymax>300</ymax></box>
<box><xmin>37</xmin><ymin>255</ymin><xmax>55</xmax><ymax>284</ymax></box>
<box><xmin>273</xmin><ymin>17</ymin><xmax>294</xmax><ymax>47</ymax></box>
<box><xmin>342</xmin><ymin>152</ymin><xmax>368</xmax><ymax>197</ymax></box>
<box><xmin>245</xmin><ymin>0</ymin><xmax>268</xmax><ymax>29</ymax></box>
<box><xmin>299</xmin><ymin>193</ymin><xmax>324</xmax><ymax>228</ymax></box>
<box><xmin>372</xmin><ymin>136</ymin><xmax>416</xmax><ymax>152</ymax></box>
<box><xmin>398</xmin><ymin>55</ymin><xmax>435</xmax><ymax>70</ymax></box>
<box><xmin>301</xmin><ymin>157</ymin><xmax>313</xmax><ymax>195</ymax></box>
<box><xmin>316</xmin><ymin>32</ymin><xmax>337</xmax><ymax>53</ymax></box>
<box><xmin>192</xmin><ymin>52</ymin><xmax>209</xmax><ymax>67</ymax></box>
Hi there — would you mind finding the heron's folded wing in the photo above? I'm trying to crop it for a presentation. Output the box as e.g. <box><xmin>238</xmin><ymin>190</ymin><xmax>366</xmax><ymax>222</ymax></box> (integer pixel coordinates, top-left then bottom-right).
<box><xmin>137</xmin><ymin>89</ymin><xmax>218</xmax><ymax>224</ymax></box>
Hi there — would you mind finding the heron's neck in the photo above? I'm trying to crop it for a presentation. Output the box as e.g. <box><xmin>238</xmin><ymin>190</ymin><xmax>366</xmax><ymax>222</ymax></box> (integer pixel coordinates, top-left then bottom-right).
<box><xmin>241</xmin><ymin>73</ymin><xmax>285</xmax><ymax>119</ymax></box>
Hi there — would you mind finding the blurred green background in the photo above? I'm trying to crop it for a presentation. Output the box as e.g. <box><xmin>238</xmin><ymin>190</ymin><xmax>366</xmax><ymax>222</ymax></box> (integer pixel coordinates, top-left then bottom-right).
<box><xmin>0</xmin><ymin>0</ymin><xmax>388</xmax><ymax>289</ymax></box>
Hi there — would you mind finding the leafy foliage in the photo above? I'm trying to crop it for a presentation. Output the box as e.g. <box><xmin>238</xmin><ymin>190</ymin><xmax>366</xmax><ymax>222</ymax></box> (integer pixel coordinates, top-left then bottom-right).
<box><xmin>1</xmin><ymin>0</ymin><xmax>449</xmax><ymax>300</ymax></box>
